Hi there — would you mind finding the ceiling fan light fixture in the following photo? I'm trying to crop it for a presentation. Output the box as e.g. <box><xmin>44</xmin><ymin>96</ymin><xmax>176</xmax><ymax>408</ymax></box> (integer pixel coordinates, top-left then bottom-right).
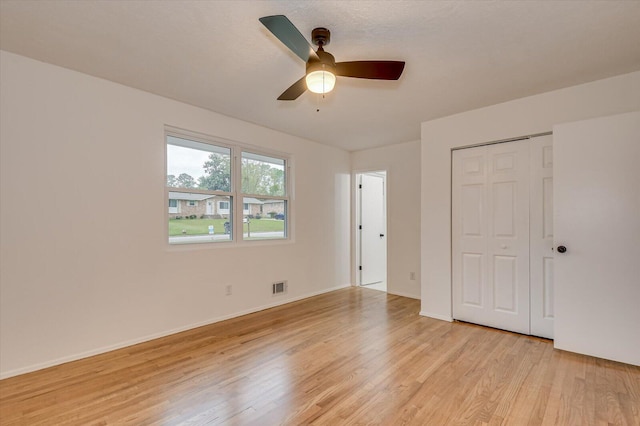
<box><xmin>305</xmin><ymin>69</ymin><xmax>336</xmax><ymax>94</ymax></box>
<box><xmin>259</xmin><ymin>15</ymin><xmax>405</xmax><ymax>100</ymax></box>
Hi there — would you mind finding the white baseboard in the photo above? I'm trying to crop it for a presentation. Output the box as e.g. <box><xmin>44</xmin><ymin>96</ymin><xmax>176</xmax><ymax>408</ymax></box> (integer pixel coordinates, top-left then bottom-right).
<box><xmin>419</xmin><ymin>311</ymin><xmax>453</xmax><ymax>322</ymax></box>
<box><xmin>0</xmin><ymin>283</ymin><xmax>351</xmax><ymax>380</ymax></box>
<box><xmin>386</xmin><ymin>290</ymin><xmax>420</xmax><ymax>300</ymax></box>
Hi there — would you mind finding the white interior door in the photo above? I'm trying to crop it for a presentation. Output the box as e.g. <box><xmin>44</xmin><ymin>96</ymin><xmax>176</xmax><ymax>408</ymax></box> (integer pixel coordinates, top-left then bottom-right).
<box><xmin>452</xmin><ymin>140</ymin><xmax>530</xmax><ymax>334</ymax></box>
<box><xmin>359</xmin><ymin>173</ymin><xmax>386</xmax><ymax>285</ymax></box>
<box><xmin>554</xmin><ymin>111</ymin><xmax>640</xmax><ymax>366</ymax></box>
<box><xmin>529</xmin><ymin>135</ymin><xmax>554</xmax><ymax>338</ymax></box>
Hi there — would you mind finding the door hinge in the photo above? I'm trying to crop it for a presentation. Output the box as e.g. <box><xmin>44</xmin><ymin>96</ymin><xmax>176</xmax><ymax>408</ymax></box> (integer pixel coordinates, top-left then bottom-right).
<box><xmin>359</xmin><ymin>184</ymin><xmax>362</xmax><ymax>189</ymax></box>
<box><xmin>359</xmin><ymin>225</ymin><xmax>362</xmax><ymax>230</ymax></box>
<box><xmin>359</xmin><ymin>266</ymin><xmax>362</xmax><ymax>271</ymax></box>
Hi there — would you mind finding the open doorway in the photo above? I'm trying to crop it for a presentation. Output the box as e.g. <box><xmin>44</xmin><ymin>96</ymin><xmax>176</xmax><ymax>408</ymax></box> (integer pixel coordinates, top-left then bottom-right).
<box><xmin>356</xmin><ymin>171</ymin><xmax>387</xmax><ymax>292</ymax></box>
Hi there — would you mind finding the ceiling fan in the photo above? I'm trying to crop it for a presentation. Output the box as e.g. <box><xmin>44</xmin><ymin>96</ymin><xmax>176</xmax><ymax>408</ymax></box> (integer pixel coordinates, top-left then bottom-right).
<box><xmin>259</xmin><ymin>15</ymin><xmax>406</xmax><ymax>100</ymax></box>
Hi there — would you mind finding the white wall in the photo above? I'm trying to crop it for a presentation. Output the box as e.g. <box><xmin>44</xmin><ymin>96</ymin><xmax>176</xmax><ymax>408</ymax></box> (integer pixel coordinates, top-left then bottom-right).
<box><xmin>351</xmin><ymin>140</ymin><xmax>421</xmax><ymax>299</ymax></box>
<box><xmin>420</xmin><ymin>71</ymin><xmax>640</xmax><ymax>321</ymax></box>
<box><xmin>0</xmin><ymin>51</ymin><xmax>351</xmax><ymax>378</ymax></box>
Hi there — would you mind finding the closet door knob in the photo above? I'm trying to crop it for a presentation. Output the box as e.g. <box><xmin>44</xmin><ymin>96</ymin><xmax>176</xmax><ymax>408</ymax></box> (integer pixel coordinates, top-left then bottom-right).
<box><xmin>557</xmin><ymin>245</ymin><xmax>567</xmax><ymax>253</ymax></box>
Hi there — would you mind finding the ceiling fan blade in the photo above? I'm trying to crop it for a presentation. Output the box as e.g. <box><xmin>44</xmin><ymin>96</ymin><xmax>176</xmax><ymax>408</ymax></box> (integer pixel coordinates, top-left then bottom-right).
<box><xmin>336</xmin><ymin>61</ymin><xmax>405</xmax><ymax>80</ymax></box>
<box><xmin>259</xmin><ymin>15</ymin><xmax>319</xmax><ymax>62</ymax></box>
<box><xmin>277</xmin><ymin>76</ymin><xmax>307</xmax><ymax>101</ymax></box>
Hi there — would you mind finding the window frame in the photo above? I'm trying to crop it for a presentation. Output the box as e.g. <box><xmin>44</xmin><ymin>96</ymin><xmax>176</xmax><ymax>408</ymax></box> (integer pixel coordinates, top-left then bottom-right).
<box><xmin>239</xmin><ymin>150</ymin><xmax>289</xmax><ymax>242</ymax></box>
<box><xmin>165</xmin><ymin>127</ymin><xmax>292</xmax><ymax>247</ymax></box>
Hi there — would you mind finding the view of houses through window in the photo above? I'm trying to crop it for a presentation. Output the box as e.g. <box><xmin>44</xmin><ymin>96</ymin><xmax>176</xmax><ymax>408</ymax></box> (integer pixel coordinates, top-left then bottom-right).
<box><xmin>166</xmin><ymin>133</ymin><xmax>288</xmax><ymax>244</ymax></box>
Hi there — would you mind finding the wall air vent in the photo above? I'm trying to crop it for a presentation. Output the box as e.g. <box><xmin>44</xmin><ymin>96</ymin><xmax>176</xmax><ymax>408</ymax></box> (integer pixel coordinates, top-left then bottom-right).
<box><xmin>272</xmin><ymin>281</ymin><xmax>287</xmax><ymax>295</ymax></box>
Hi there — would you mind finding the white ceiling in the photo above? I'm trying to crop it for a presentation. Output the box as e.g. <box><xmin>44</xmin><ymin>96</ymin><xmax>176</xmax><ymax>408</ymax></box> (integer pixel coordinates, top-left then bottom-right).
<box><xmin>1</xmin><ymin>1</ymin><xmax>639</xmax><ymax>151</ymax></box>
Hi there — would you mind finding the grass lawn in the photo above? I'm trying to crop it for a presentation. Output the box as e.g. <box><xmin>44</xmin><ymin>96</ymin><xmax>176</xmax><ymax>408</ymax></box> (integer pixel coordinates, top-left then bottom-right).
<box><xmin>169</xmin><ymin>218</ymin><xmax>284</xmax><ymax>236</ymax></box>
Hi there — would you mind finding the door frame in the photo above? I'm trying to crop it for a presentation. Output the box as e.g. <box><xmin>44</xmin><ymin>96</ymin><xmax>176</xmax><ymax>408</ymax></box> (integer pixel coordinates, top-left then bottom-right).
<box><xmin>353</xmin><ymin>169</ymin><xmax>388</xmax><ymax>288</ymax></box>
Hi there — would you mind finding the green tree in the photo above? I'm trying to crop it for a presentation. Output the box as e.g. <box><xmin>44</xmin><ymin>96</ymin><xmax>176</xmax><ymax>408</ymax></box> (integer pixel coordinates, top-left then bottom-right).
<box><xmin>267</xmin><ymin>168</ymin><xmax>285</xmax><ymax>196</ymax></box>
<box><xmin>167</xmin><ymin>174</ymin><xmax>177</xmax><ymax>187</ymax></box>
<box><xmin>241</xmin><ymin>159</ymin><xmax>285</xmax><ymax>196</ymax></box>
<box><xmin>241</xmin><ymin>160</ymin><xmax>270</xmax><ymax>194</ymax></box>
<box><xmin>198</xmin><ymin>153</ymin><xmax>230</xmax><ymax>191</ymax></box>
<box><xmin>176</xmin><ymin>173</ymin><xmax>196</xmax><ymax>189</ymax></box>
<box><xmin>198</xmin><ymin>154</ymin><xmax>284</xmax><ymax>195</ymax></box>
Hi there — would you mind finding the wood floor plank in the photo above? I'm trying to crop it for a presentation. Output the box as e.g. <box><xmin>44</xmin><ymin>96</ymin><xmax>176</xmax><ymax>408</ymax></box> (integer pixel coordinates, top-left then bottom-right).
<box><xmin>1</xmin><ymin>287</ymin><xmax>638</xmax><ymax>425</ymax></box>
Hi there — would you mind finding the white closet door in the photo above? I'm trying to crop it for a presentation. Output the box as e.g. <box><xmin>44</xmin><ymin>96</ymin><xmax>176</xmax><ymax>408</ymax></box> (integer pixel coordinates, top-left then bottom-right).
<box><xmin>452</xmin><ymin>140</ymin><xmax>530</xmax><ymax>334</ymax></box>
<box><xmin>529</xmin><ymin>135</ymin><xmax>554</xmax><ymax>338</ymax></box>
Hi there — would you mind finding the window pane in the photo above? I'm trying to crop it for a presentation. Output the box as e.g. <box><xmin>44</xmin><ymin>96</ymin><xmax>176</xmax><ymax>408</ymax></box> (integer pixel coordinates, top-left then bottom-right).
<box><xmin>168</xmin><ymin>192</ymin><xmax>233</xmax><ymax>244</ymax></box>
<box><xmin>241</xmin><ymin>151</ymin><xmax>285</xmax><ymax>196</ymax></box>
<box><xmin>243</xmin><ymin>198</ymin><xmax>286</xmax><ymax>240</ymax></box>
<box><xmin>167</xmin><ymin>136</ymin><xmax>231</xmax><ymax>192</ymax></box>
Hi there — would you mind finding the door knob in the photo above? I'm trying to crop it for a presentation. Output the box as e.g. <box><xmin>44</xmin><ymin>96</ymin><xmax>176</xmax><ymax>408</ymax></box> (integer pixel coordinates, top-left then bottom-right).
<box><xmin>557</xmin><ymin>245</ymin><xmax>567</xmax><ymax>253</ymax></box>
<box><xmin>379</xmin><ymin>234</ymin><xmax>385</xmax><ymax>238</ymax></box>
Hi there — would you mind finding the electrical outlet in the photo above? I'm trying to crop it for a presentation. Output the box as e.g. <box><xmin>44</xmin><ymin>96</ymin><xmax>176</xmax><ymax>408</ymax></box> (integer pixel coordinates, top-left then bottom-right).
<box><xmin>225</xmin><ymin>284</ymin><xmax>232</xmax><ymax>296</ymax></box>
<box><xmin>410</xmin><ymin>272</ymin><xmax>416</xmax><ymax>281</ymax></box>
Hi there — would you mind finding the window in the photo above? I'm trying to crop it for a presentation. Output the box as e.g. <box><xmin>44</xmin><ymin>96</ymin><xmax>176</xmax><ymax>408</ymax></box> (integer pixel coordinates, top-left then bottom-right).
<box><xmin>167</xmin><ymin>134</ymin><xmax>233</xmax><ymax>244</ymax></box>
<box><xmin>168</xmin><ymin>199</ymin><xmax>178</xmax><ymax>214</ymax></box>
<box><xmin>217</xmin><ymin>200</ymin><xmax>230</xmax><ymax>215</ymax></box>
<box><xmin>241</xmin><ymin>151</ymin><xmax>287</xmax><ymax>240</ymax></box>
<box><xmin>166</xmin><ymin>130</ymin><xmax>290</xmax><ymax>245</ymax></box>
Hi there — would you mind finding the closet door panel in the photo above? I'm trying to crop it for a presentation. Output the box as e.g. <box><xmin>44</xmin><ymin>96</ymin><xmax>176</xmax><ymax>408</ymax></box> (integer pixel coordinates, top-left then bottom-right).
<box><xmin>461</xmin><ymin>253</ymin><xmax>483</xmax><ymax>307</ymax></box>
<box><xmin>486</xmin><ymin>140</ymin><xmax>530</xmax><ymax>333</ymax></box>
<box><xmin>452</xmin><ymin>146</ymin><xmax>488</xmax><ymax>326</ymax></box>
<box><xmin>453</xmin><ymin>140</ymin><xmax>530</xmax><ymax>334</ymax></box>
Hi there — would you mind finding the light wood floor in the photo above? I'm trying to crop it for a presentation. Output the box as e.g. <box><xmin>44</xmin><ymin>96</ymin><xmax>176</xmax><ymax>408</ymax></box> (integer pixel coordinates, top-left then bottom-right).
<box><xmin>1</xmin><ymin>288</ymin><xmax>638</xmax><ymax>425</ymax></box>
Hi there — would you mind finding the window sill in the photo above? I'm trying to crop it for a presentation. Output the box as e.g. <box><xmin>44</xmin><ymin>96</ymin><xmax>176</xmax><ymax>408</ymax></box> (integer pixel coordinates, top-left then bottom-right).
<box><xmin>166</xmin><ymin>237</ymin><xmax>294</xmax><ymax>251</ymax></box>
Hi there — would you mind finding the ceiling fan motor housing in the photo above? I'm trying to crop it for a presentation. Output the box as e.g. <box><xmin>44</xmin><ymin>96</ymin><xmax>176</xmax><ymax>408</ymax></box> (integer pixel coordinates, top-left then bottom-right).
<box><xmin>306</xmin><ymin>49</ymin><xmax>336</xmax><ymax>75</ymax></box>
<box><xmin>311</xmin><ymin>27</ymin><xmax>331</xmax><ymax>47</ymax></box>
